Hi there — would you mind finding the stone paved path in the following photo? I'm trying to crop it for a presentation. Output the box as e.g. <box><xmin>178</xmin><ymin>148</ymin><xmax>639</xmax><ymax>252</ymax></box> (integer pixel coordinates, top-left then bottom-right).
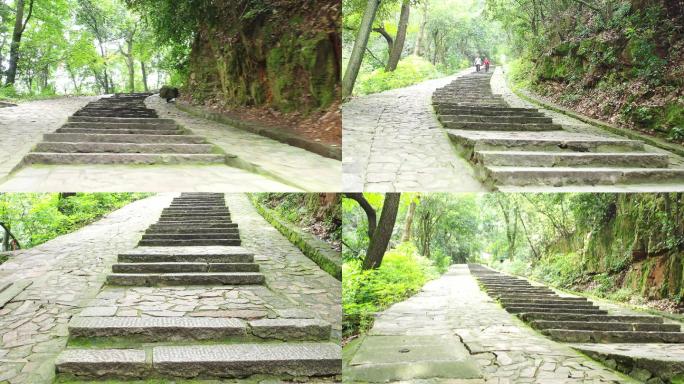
<box><xmin>148</xmin><ymin>96</ymin><xmax>341</xmax><ymax>192</ymax></box>
<box><xmin>344</xmin><ymin>265</ymin><xmax>637</xmax><ymax>383</ymax></box>
<box><xmin>0</xmin><ymin>193</ymin><xmax>172</xmax><ymax>383</ymax></box>
<box><xmin>342</xmin><ymin>69</ymin><xmax>486</xmax><ymax>192</ymax></box>
<box><xmin>0</xmin><ymin>97</ymin><xmax>98</xmax><ymax>182</ymax></box>
<box><xmin>0</xmin><ymin>193</ymin><xmax>341</xmax><ymax>383</ymax></box>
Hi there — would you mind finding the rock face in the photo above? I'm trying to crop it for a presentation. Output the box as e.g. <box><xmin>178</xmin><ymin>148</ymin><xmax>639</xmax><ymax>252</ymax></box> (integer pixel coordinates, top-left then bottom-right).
<box><xmin>159</xmin><ymin>86</ymin><xmax>179</xmax><ymax>102</ymax></box>
<box><xmin>185</xmin><ymin>0</ymin><xmax>340</xmax><ymax>112</ymax></box>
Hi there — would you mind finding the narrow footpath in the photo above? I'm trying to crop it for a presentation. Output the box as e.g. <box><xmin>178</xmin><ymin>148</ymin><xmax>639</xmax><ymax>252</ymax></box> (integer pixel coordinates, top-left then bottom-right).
<box><xmin>0</xmin><ymin>193</ymin><xmax>341</xmax><ymax>383</ymax></box>
<box><xmin>344</xmin><ymin>265</ymin><xmax>638</xmax><ymax>383</ymax></box>
<box><xmin>342</xmin><ymin>69</ymin><xmax>486</xmax><ymax>192</ymax></box>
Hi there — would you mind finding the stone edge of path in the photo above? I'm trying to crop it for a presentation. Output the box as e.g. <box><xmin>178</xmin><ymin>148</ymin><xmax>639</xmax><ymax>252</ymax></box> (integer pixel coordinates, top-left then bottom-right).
<box><xmin>176</xmin><ymin>101</ymin><xmax>342</xmax><ymax>161</ymax></box>
<box><xmin>248</xmin><ymin>195</ymin><xmax>342</xmax><ymax>280</ymax></box>
<box><xmin>508</xmin><ymin>81</ymin><xmax>684</xmax><ymax>158</ymax></box>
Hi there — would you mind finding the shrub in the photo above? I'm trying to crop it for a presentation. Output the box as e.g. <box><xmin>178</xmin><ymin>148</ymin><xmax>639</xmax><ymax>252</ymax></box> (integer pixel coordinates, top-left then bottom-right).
<box><xmin>342</xmin><ymin>242</ymin><xmax>440</xmax><ymax>337</ymax></box>
<box><xmin>355</xmin><ymin>55</ymin><xmax>442</xmax><ymax>95</ymax></box>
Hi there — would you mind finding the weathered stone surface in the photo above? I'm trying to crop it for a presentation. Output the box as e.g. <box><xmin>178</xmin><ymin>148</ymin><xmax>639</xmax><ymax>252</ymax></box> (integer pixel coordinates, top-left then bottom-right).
<box><xmin>55</xmin><ymin>349</ymin><xmax>148</xmax><ymax>378</ymax></box>
<box><xmin>69</xmin><ymin>316</ymin><xmax>247</xmax><ymax>340</ymax></box>
<box><xmin>249</xmin><ymin>318</ymin><xmax>331</xmax><ymax>341</ymax></box>
<box><xmin>152</xmin><ymin>343</ymin><xmax>341</xmax><ymax>378</ymax></box>
<box><xmin>106</xmin><ymin>272</ymin><xmax>265</xmax><ymax>286</ymax></box>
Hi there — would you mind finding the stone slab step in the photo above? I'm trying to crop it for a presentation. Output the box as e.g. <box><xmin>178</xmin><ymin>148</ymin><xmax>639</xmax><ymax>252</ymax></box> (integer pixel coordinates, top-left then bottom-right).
<box><xmin>118</xmin><ymin>249</ymin><xmax>253</xmax><ymax>263</ymax></box>
<box><xmin>440</xmin><ymin>115</ymin><xmax>553</xmax><ymax>124</ymax></box>
<box><xmin>518</xmin><ymin>312</ymin><xmax>664</xmax><ymax>323</ymax></box>
<box><xmin>57</xmin><ymin>128</ymin><xmax>184</xmax><ymax>135</ymax></box>
<box><xmin>64</xmin><ymin>122</ymin><xmax>177</xmax><ymax>129</ymax></box>
<box><xmin>137</xmin><ymin>239</ymin><xmax>241</xmax><ymax>246</ymax></box>
<box><xmin>530</xmin><ymin>320</ymin><xmax>681</xmax><ymax>332</ymax></box>
<box><xmin>34</xmin><ymin>142</ymin><xmax>215</xmax><ymax>154</ymax></box>
<box><xmin>448</xmin><ymin>132</ymin><xmax>646</xmax><ymax>152</ymax></box>
<box><xmin>141</xmin><ymin>234</ymin><xmax>239</xmax><ymax>240</ymax></box>
<box><xmin>148</xmin><ymin>223</ymin><xmax>237</xmax><ymax>230</ymax></box>
<box><xmin>145</xmin><ymin>228</ymin><xmax>238</xmax><ymax>235</ymax></box>
<box><xmin>111</xmin><ymin>262</ymin><xmax>259</xmax><ymax>273</ymax></box>
<box><xmin>69</xmin><ymin>316</ymin><xmax>247</xmax><ymax>340</ymax></box>
<box><xmin>485</xmin><ymin>166</ymin><xmax>684</xmax><ymax>186</ymax></box>
<box><xmin>162</xmin><ymin>208</ymin><xmax>229</xmax><ymax>212</ymax></box>
<box><xmin>505</xmin><ymin>306</ymin><xmax>607</xmax><ymax>314</ymax></box>
<box><xmin>543</xmin><ymin>329</ymin><xmax>684</xmax><ymax>343</ymax></box>
<box><xmin>68</xmin><ymin>116</ymin><xmax>175</xmax><ymax>124</ymax></box>
<box><xmin>23</xmin><ymin>153</ymin><xmax>226</xmax><ymax>165</ymax></box>
<box><xmin>499</xmin><ymin>298</ymin><xmax>589</xmax><ymax>304</ymax></box>
<box><xmin>475</xmin><ymin>151</ymin><xmax>670</xmax><ymax>168</ymax></box>
<box><xmin>442</xmin><ymin>121</ymin><xmax>562</xmax><ymax>131</ymax></box>
<box><xmin>55</xmin><ymin>342</ymin><xmax>341</xmax><ymax>379</ymax></box>
<box><xmin>437</xmin><ymin>108</ymin><xmax>543</xmax><ymax>117</ymax></box>
<box><xmin>106</xmin><ymin>272</ymin><xmax>265</xmax><ymax>286</ymax></box>
<box><xmin>153</xmin><ymin>220</ymin><xmax>234</xmax><ymax>225</ymax></box>
<box><xmin>44</xmin><ymin>133</ymin><xmax>206</xmax><ymax>144</ymax></box>
<box><xmin>502</xmin><ymin>303</ymin><xmax>599</xmax><ymax>310</ymax></box>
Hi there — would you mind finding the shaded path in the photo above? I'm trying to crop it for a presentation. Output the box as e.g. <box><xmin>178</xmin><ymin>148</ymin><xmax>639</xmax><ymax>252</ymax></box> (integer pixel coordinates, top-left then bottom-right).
<box><xmin>149</xmin><ymin>96</ymin><xmax>341</xmax><ymax>191</ymax></box>
<box><xmin>342</xmin><ymin>70</ymin><xmax>486</xmax><ymax>192</ymax></box>
<box><xmin>344</xmin><ymin>265</ymin><xmax>636</xmax><ymax>383</ymax></box>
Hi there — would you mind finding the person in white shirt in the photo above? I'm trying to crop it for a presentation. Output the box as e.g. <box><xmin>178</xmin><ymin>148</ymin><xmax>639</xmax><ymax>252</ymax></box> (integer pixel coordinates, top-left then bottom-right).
<box><xmin>474</xmin><ymin>56</ymin><xmax>482</xmax><ymax>72</ymax></box>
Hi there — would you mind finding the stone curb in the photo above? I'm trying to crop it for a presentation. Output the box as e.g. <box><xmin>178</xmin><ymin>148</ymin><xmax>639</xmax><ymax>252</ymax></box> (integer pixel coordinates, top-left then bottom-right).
<box><xmin>510</xmin><ymin>86</ymin><xmax>684</xmax><ymax>158</ymax></box>
<box><xmin>175</xmin><ymin>102</ymin><xmax>341</xmax><ymax>160</ymax></box>
<box><xmin>248</xmin><ymin>196</ymin><xmax>341</xmax><ymax>281</ymax></box>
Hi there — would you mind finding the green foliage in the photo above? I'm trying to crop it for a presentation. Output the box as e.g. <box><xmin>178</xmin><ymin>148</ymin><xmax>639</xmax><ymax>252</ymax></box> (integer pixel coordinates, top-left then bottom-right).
<box><xmin>0</xmin><ymin>193</ymin><xmax>150</xmax><ymax>252</ymax></box>
<box><xmin>250</xmin><ymin>193</ymin><xmax>341</xmax><ymax>243</ymax></box>
<box><xmin>342</xmin><ymin>243</ymin><xmax>439</xmax><ymax>337</ymax></box>
<box><xmin>355</xmin><ymin>55</ymin><xmax>441</xmax><ymax>95</ymax></box>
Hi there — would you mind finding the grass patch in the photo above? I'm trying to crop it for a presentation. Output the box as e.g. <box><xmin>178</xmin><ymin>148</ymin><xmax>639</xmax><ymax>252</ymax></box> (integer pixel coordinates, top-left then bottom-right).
<box><xmin>355</xmin><ymin>55</ymin><xmax>443</xmax><ymax>96</ymax></box>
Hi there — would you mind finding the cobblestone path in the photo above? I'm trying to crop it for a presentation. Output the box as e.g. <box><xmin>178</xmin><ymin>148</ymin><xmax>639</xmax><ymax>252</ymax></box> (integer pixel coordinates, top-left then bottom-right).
<box><xmin>342</xmin><ymin>69</ymin><xmax>486</xmax><ymax>192</ymax></box>
<box><xmin>344</xmin><ymin>265</ymin><xmax>637</xmax><ymax>383</ymax></box>
<box><xmin>0</xmin><ymin>193</ymin><xmax>341</xmax><ymax>383</ymax></box>
<box><xmin>148</xmin><ymin>96</ymin><xmax>341</xmax><ymax>191</ymax></box>
<box><xmin>0</xmin><ymin>97</ymin><xmax>98</xmax><ymax>182</ymax></box>
<box><xmin>0</xmin><ymin>193</ymin><xmax>173</xmax><ymax>383</ymax></box>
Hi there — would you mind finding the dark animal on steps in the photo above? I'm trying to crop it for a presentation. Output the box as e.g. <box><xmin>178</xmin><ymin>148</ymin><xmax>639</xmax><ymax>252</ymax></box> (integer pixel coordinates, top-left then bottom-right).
<box><xmin>159</xmin><ymin>86</ymin><xmax>179</xmax><ymax>103</ymax></box>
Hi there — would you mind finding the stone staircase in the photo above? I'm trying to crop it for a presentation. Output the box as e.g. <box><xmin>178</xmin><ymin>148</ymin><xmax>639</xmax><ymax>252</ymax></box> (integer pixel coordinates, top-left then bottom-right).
<box><xmin>23</xmin><ymin>94</ymin><xmax>226</xmax><ymax>165</ymax></box>
<box><xmin>434</xmin><ymin>70</ymin><xmax>684</xmax><ymax>189</ymax></box>
<box><xmin>469</xmin><ymin>264</ymin><xmax>684</xmax><ymax>343</ymax></box>
<box><xmin>54</xmin><ymin>193</ymin><xmax>341</xmax><ymax>381</ymax></box>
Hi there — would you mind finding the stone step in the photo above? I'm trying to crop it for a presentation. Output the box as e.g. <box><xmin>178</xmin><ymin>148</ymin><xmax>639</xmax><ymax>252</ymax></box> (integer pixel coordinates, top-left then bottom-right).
<box><xmin>488</xmin><ymin>288</ymin><xmax>555</xmax><ymax>294</ymax></box>
<box><xmin>112</xmin><ymin>262</ymin><xmax>259</xmax><ymax>273</ymax></box>
<box><xmin>57</xmin><ymin>128</ymin><xmax>184</xmax><ymax>135</ymax></box>
<box><xmin>44</xmin><ymin>133</ymin><xmax>205</xmax><ymax>144</ymax></box>
<box><xmin>160</xmin><ymin>212</ymin><xmax>230</xmax><ymax>217</ymax></box>
<box><xmin>75</xmin><ymin>113</ymin><xmax>158</xmax><ymax>118</ymax></box>
<box><xmin>118</xmin><ymin>251</ymin><xmax>253</xmax><ymax>263</ymax></box>
<box><xmin>55</xmin><ymin>342</ymin><xmax>341</xmax><ymax>379</ymax></box>
<box><xmin>106</xmin><ymin>272</ymin><xmax>265</xmax><ymax>286</ymax></box>
<box><xmin>505</xmin><ymin>306</ymin><xmax>608</xmax><ymax>314</ymax></box>
<box><xmin>154</xmin><ymin>220</ymin><xmax>233</xmax><ymax>225</ymax></box>
<box><xmin>530</xmin><ymin>320</ymin><xmax>681</xmax><ymax>332</ymax></box>
<box><xmin>23</xmin><ymin>153</ymin><xmax>226</xmax><ymax>165</ymax></box>
<box><xmin>34</xmin><ymin>142</ymin><xmax>215</xmax><ymax>154</ymax></box>
<box><xmin>440</xmin><ymin>115</ymin><xmax>553</xmax><ymax>124</ymax></box>
<box><xmin>64</xmin><ymin>122</ymin><xmax>177</xmax><ymax>129</ymax></box>
<box><xmin>469</xmin><ymin>136</ymin><xmax>646</xmax><ymax>153</ymax></box>
<box><xmin>68</xmin><ymin>116</ymin><xmax>175</xmax><ymax>124</ymax></box>
<box><xmin>439</xmin><ymin>109</ymin><xmax>546</xmax><ymax>117</ymax></box>
<box><xmin>137</xmin><ymin>239</ymin><xmax>241</xmax><ymax>246</ymax></box>
<box><xmin>499</xmin><ymin>298</ymin><xmax>589</xmax><ymax>305</ymax></box>
<box><xmin>501</xmin><ymin>302</ymin><xmax>600</xmax><ymax>310</ymax></box>
<box><xmin>518</xmin><ymin>312</ymin><xmax>664</xmax><ymax>323</ymax></box>
<box><xmin>442</xmin><ymin>121</ymin><xmax>562</xmax><ymax>131</ymax></box>
<box><xmin>475</xmin><ymin>151</ymin><xmax>670</xmax><ymax>168</ymax></box>
<box><xmin>434</xmin><ymin>103</ymin><xmax>518</xmax><ymax>110</ymax></box>
<box><xmin>140</xmin><ymin>233</ymin><xmax>240</xmax><ymax>240</ymax></box>
<box><xmin>68</xmin><ymin>317</ymin><xmax>330</xmax><ymax>342</ymax></box>
<box><xmin>148</xmin><ymin>223</ymin><xmax>237</xmax><ymax>230</ymax></box>
<box><xmin>162</xmin><ymin>208</ymin><xmax>229</xmax><ymax>212</ymax></box>
<box><xmin>145</xmin><ymin>228</ymin><xmax>239</xmax><ymax>235</ymax></box>
<box><xmin>485</xmin><ymin>166</ymin><xmax>684</xmax><ymax>186</ymax></box>
<box><xmin>543</xmin><ymin>329</ymin><xmax>684</xmax><ymax>343</ymax></box>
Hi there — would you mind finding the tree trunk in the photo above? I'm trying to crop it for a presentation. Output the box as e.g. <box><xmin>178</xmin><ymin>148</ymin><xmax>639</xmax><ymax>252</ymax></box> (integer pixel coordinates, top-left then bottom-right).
<box><xmin>97</xmin><ymin>41</ymin><xmax>110</xmax><ymax>93</ymax></box>
<box><xmin>386</xmin><ymin>0</ymin><xmax>410</xmax><ymax>71</ymax></box>
<box><xmin>5</xmin><ymin>0</ymin><xmax>34</xmax><ymax>86</ymax></box>
<box><xmin>342</xmin><ymin>0</ymin><xmax>381</xmax><ymax>98</ymax></box>
<box><xmin>372</xmin><ymin>26</ymin><xmax>394</xmax><ymax>57</ymax></box>
<box><xmin>345</xmin><ymin>193</ymin><xmax>377</xmax><ymax>239</ymax></box>
<box><xmin>363</xmin><ymin>192</ymin><xmax>401</xmax><ymax>270</ymax></box>
<box><xmin>401</xmin><ymin>196</ymin><xmax>418</xmax><ymax>242</ymax></box>
<box><xmin>141</xmin><ymin>61</ymin><xmax>149</xmax><ymax>92</ymax></box>
<box><xmin>413</xmin><ymin>2</ymin><xmax>428</xmax><ymax>55</ymax></box>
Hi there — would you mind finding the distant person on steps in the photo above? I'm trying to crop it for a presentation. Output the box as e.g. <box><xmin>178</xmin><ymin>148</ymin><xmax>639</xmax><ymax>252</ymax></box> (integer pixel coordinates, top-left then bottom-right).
<box><xmin>484</xmin><ymin>57</ymin><xmax>491</xmax><ymax>72</ymax></box>
<box><xmin>474</xmin><ymin>56</ymin><xmax>482</xmax><ymax>72</ymax></box>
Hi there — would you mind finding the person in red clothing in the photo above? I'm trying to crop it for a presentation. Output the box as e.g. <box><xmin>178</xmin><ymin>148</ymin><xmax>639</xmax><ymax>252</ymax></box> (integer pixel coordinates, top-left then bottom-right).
<box><xmin>483</xmin><ymin>57</ymin><xmax>491</xmax><ymax>72</ymax></box>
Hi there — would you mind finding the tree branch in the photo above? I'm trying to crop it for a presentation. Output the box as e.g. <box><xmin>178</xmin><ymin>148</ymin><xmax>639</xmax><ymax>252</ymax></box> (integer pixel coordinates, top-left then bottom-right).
<box><xmin>344</xmin><ymin>193</ymin><xmax>377</xmax><ymax>240</ymax></box>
